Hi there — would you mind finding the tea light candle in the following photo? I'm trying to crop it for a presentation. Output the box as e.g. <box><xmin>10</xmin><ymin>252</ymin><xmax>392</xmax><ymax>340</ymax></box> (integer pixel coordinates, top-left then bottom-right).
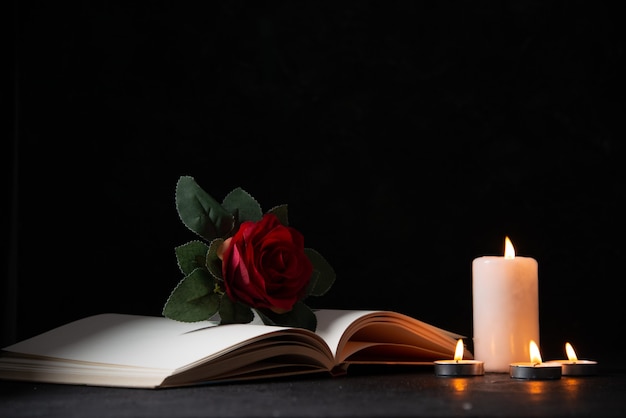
<box><xmin>510</xmin><ymin>340</ymin><xmax>561</xmax><ymax>380</ymax></box>
<box><xmin>546</xmin><ymin>342</ymin><xmax>598</xmax><ymax>376</ymax></box>
<box><xmin>472</xmin><ymin>236</ymin><xmax>540</xmax><ymax>372</ymax></box>
<box><xmin>434</xmin><ymin>339</ymin><xmax>484</xmax><ymax>377</ymax></box>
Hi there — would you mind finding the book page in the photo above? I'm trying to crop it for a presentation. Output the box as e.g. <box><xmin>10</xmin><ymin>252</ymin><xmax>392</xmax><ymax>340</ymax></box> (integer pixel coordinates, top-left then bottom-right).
<box><xmin>1</xmin><ymin>310</ymin><xmax>466</xmax><ymax>387</ymax></box>
<box><xmin>314</xmin><ymin>310</ymin><xmax>380</xmax><ymax>357</ymax></box>
<box><xmin>314</xmin><ymin>309</ymin><xmax>467</xmax><ymax>363</ymax></box>
<box><xmin>1</xmin><ymin>314</ymin><xmax>320</xmax><ymax>370</ymax></box>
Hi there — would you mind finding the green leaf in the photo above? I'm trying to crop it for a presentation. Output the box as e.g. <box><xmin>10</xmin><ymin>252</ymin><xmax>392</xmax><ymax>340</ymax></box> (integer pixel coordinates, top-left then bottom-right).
<box><xmin>222</xmin><ymin>187</ymin><xmax>263</xmax><ymax>225</ymax></box>
<box><xmin>303</xmin><ymin>248</ymin><xmax>336</xmax><ymax>297</ymax></box>
<box><xmin>206</xmin><ymin>238</ymin><xmax>224</xmax><ymax>280</ymax></box>
<box><xmin>267</xmin><ymin>204</ymin><xmax>289</xmax><ymax>226</ymax></box>
<box><xmin>255</xmin><ymin>302</ymin><xmax>318</xmax><ymax>331</ymax></box>
<box><xmin>218</xmin><ymin>296</ymin><xmax>255</xmax><ymax>325</ymax></box>
<box><xmin>175</xmin><ymin>240</ymin><xmax>210</xmax><ymax>276</ymax></box>
<box><xmin>176</xmin><ymin>176</ymin><xmax>235</xmax><ymax>241</ymax></box>
<box><xmin>162</xmin><ymin>269</ymin><xmax>220</xmax><ymax>322</ymax></box>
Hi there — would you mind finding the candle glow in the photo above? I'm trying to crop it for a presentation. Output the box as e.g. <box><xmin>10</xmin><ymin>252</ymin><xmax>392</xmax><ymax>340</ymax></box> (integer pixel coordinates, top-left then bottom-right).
<box><xmin>504</xmin><ymin>236</ymin><xmax>515</xmax><ymax>259</ymax></box>
<box><xmin>454</xmin><ymin>339</ymin><xmax>464</xmax><ymax>361</ymax></box>
<box><xmin>529</xmin><ymin>340</ymin><xmax>542</xmax><ymax>364</ymax></box>
<box><xmin>566</xmin><ymin>342</ymin><xmax>578</xmax><ymax>362</ymax></box>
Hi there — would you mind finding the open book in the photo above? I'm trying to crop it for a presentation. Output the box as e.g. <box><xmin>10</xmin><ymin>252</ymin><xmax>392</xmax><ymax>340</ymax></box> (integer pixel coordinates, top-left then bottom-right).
<box><xmin>0</xmin><ymin>309</ymin><xmax>471</xmax><ymax>388</ymax></box>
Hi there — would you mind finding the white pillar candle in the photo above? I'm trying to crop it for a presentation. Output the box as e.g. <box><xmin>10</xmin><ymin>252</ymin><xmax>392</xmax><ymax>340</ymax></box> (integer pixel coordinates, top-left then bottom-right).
<box><xmin>472</xmin><ymin>237</ymin><xmax>539</xmax><ymax>373</ymax></box>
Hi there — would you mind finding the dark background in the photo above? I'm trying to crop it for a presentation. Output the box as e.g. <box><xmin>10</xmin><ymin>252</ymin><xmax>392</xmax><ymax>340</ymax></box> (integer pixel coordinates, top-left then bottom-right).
<box><xmin>6</xmin><ymin>1</ymin><xmax>624</xmax><ymax>363</ymax></box>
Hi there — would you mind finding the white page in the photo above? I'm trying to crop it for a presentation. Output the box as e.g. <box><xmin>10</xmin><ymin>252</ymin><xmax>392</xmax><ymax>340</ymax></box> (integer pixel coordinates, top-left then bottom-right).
<box><xmin>314</xmin><ymin>310</ymin><xmax>378</xmax><ymax>356</ymax></box>
<box><xmin>2</xmin><ymin>314</ymin><xmax>296</xmax><ymax>370</ymax></box>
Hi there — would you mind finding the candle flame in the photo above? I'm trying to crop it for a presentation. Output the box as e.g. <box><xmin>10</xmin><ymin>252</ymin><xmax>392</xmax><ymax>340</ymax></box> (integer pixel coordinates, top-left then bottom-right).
<box><xmin>454</xmin><ymin>339</ymin><xmax>464</xmax><ymax>361</ymax></box>
<box><xmin>529</xmin><ymin>340</ymin><xmax>542</xmax><ymax>364</ymax></box>
<box><xmin>565</xmin><ymin>342</ymin><xmax>578</xmax><ymax>362</ymax></box>
<box><xmin>504</xmin><ymin>236</ymin><xmax>516</xmax><ymax>259</ymax></box>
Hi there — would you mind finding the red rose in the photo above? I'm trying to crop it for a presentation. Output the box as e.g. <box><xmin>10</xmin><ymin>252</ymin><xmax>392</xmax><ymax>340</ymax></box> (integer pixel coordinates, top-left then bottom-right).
<box><xmin>220</xmin><ymin>213</ymin><xmax>313</xmax><ymax>314</ymax></box>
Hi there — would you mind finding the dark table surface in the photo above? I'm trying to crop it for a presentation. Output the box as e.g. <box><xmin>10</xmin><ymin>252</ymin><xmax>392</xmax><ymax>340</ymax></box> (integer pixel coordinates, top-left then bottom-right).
<box><xmin>2</xmin><ymin>365</ymin><xmax>625</xmax><ymax>418</ymax></box>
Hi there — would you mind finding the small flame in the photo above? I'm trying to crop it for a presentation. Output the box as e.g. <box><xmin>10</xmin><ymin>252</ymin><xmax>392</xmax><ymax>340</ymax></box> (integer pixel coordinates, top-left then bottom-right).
<box><xmin>565</xmin><ymin>342</ymin><xmax>578</xmax><ymax>362</ymax></box>
<box><xmin>454</xmin><ymin>339</ymin><xmax>464</xmax><ymax>361</ymax></box>
<box><xmin>504</xmin><ymin>236</ymin><xmax>516</xmax><ymax>259</ymax></box>
<box><xmin>529</xmin><ymin>340</ymin><xmax>542</xmax><ymax>364</ymax></box>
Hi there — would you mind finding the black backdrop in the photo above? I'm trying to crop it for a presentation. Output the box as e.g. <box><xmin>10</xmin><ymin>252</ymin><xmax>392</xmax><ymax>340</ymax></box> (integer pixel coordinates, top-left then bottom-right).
<box><xmin>6</xmin><ymin>1</ymin><xmax>625</xmax><ymax>363</ymax></box>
